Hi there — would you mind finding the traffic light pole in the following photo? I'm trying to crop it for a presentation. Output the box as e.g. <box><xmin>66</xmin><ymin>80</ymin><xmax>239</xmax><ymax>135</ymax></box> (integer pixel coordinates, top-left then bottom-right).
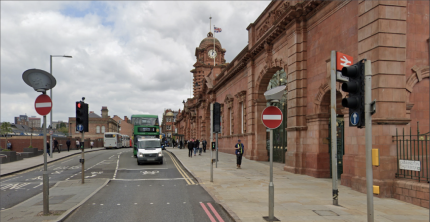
<box><xmin>364</xmin><ymin>60</ymin><xmax>374</xmax><ymax>222</ymax></box>
<box><xmin>330</xmin><ymin>50</ymin><xmax>339</xmax><ymax>205</ymax></box>
<box><xmin>81</xmin><ymin>130</ymin><xmax>85</xmax><ymax>184</ymax></box>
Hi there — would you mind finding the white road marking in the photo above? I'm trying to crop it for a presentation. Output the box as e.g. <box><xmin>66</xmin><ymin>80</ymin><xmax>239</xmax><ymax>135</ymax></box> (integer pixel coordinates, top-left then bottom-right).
<box><xmin>150</xmin><ymin>203</ymin><xmax>153</xmax><ymax>205</ymax></box>
<box><xmin>1</xmin><ymin>183</ymin><xmax>31</xmax><ymax>190</ymax></box>
<box><xmin>113</xmin><ymin>154</ymin><xmax>121</xmax><ymax>179</ymax></box>
<box><xmin>167</xmin><ymin>203</ymin><xmax>170</xmax><ymax>204</ymax></box>
<box><xmin>112</xmin><ymin>178</ymin><xmax>186</xmax><ymax>181</ymax></box>
<box><xmin>100</xmin><ymin>204</ymin><xmax>104</xmax><ymax>205</ymax></box>
<box><xmin>118</xmin><ymin>168</ymin><xmax>168</xmax><ymax>170</ymax></box>
<box><xmin>117</xmin><ymin>204</ymin><xmax>120</xmax><ymax>205</ymax></box>
<box><xmin>33</xmin><ymin>182</ymin><xmax>43</xmax><ymax>188</ymax></box>
<box><xmin>134</xmin><ymin>203</ymin><xmax>137</xmax><ymax>205</ymax></box>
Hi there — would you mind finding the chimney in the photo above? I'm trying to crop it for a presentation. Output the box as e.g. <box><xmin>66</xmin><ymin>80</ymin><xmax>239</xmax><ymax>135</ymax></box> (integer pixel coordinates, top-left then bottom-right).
<box><xmin>124</xmin><ymin>116</ymin><xmax>129</xmax><ymax>122</ymax></box>
<box><xmin>101</xmin><ymin>106</ymin><xmax>108</xmax><ymax>118</ymax></box>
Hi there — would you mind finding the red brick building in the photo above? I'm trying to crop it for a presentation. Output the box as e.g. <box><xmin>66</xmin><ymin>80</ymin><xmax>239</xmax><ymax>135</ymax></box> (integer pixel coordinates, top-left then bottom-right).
<box><xmin>112</xmin><ymin>115</ymin><xmax>133</xmax><ymax>138</ymax></box>
<box><xmin>68</xmin><ymin>106</ymin><xmax>119</xmax><ymax>141</ymax></box>
<box><xmin>175</xmin><ymin>0</ymin><xmax>429</xmax><ymax>208</ymax></box>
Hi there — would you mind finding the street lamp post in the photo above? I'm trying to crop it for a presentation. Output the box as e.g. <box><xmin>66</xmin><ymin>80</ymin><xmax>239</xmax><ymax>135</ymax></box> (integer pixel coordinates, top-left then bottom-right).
<box><xmin>49</xmin><ymin>55</ymin><xmax>72</xmax><ymax>158</ymax></box>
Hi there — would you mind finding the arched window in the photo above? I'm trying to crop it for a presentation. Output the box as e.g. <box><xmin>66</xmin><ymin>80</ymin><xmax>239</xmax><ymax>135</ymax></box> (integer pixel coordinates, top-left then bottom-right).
<box><xmin>96</xmin><ymin>126</ymin><xmax>100</xmax><ymax>133</ymax></box>
<box><xmin>101</xmin><ymin>126</ymin><xmax>106</xmax><ymax>133</ymax></box>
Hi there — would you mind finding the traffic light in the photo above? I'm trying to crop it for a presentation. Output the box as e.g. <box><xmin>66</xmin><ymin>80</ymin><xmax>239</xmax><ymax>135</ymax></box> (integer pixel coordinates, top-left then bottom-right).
<box><xmin>341</xmin><ymin>60</ymin><xmax>365</xmax><ymax>128</ymax></box>
<box><xmin>76</xmin><ymin>101</ymin><xmax>89</xmax><ymax>132</ymax></box>
<box><xmin>213</xmin><ymin>102</ymin><xmax>221</xmax><ymax>133</ymax></box>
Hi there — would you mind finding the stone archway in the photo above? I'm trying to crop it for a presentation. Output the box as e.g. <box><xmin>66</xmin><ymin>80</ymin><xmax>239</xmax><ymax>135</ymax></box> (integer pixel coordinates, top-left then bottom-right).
<box><xmin>252</xmin><ymin>55</ymin><xmax>287</xmax><ymax>161</ymax></box>
<box><xmin>407</xmin><ymin>66</ymin><xmax>429</xmax><ymax>132</ymax></box>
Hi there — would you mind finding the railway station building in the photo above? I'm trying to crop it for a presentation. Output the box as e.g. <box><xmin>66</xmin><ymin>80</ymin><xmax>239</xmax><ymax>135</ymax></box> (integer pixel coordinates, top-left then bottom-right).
<box><xmin>175</xmin><ymin>0</ymin><xmax>429</xmax><ymax>207</ymax></box>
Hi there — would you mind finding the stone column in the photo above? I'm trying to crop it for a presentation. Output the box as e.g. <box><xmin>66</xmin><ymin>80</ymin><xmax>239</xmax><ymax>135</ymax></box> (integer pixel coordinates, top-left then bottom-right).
<box><xmin>285</xmin><ymin>18</ymin><xmax>308</xmax><ymax>174</ymax></box>
<box><xmin>346</xmin><ymin>0</ymin><xmax>408</xmax><ymax>197</ymax></box>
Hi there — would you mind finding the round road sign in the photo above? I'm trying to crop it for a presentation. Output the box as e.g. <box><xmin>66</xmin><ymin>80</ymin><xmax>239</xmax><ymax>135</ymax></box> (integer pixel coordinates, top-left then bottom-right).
<box><xmin>261</xmin><ymin>106</ymin><xmax>283</xmax><ymax>129</ymax></box>
<box><xmin>34</xmin><ymin>94</ymin><xmax>52</xmax><ymax>116</ymax></box>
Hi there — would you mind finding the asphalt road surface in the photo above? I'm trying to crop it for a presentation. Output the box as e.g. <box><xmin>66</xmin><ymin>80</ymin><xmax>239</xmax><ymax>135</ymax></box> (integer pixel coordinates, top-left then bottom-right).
<box><xmin>0</xmin><ymin>149</ymin><xmax>119</xmax><ymax>210</ymax></box>
<box><xmin>64</xmin><ymin>149</ymin><xmax>232</xmax><ymax>222</ymax></box>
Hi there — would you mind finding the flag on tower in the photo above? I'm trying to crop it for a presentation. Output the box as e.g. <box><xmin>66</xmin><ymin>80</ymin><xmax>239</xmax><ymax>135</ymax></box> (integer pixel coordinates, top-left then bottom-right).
<box><xmin>214</xmin><ymin>27</ymin><xmax>222</xmax><ymax>33</ymax></box>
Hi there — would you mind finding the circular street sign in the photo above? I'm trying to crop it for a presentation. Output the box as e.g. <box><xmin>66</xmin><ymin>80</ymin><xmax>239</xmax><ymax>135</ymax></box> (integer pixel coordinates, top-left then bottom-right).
<box><xmin>350</xmin><ymin>112</ymin><xmax>359</xmax><ymax>126</ymax></box>
<box><xmin>49</xmin><ymin>130</ymin><xmax>53</xmax><ymax>135</ymax></box>
<box><xmin>34</xmin><ymin>94</ymin><xmax>52</xmax><ymax>116</ymax></box>
<box><xmin>261</xmin><ymin>106</ymin><xmax>283</xmax><ymax>129</ymax></box>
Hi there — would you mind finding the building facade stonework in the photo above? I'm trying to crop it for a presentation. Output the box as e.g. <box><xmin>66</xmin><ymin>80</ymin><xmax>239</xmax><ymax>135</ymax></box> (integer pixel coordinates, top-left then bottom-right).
<box><xmin>175</xmin><ymin>0</ymin><xmax>429</xmax><ymax>208</ymax></box>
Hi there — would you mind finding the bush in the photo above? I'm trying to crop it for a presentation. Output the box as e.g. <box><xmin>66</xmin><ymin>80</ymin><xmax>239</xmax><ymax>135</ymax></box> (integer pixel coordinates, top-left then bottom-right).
<box><xmin>28</xmin><ymin>145</ymin><xmax>33</xmax><ymax>148</ymax></box>
<box><xmin>1</xmin><ymin>149</ymin><xmax>10</xmax><ymax>152</ymax></box>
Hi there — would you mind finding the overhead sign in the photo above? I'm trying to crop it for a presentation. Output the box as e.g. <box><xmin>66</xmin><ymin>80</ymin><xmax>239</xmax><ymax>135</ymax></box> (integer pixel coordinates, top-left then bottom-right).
<box><xmin>336</xmin><ymin>52</ymin><xmax>353</xmax><ymax>82</ymax></box>
<box><xmin>34</xmin><ymin>94</ymin><xmax>52</xmax><ymax>116</ymax></box>
<box><xmin>261</xmin><ymin>106</ymin><xmax>283</xmax><ymax>129</ymax></box>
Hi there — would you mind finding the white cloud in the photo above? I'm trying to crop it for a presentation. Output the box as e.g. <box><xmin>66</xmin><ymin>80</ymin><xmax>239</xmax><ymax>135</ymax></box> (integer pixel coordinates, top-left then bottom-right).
<box><xmin>1</xmin><ymin>1</ymin><xmax>270</xmax><ymax>123</ymax></box>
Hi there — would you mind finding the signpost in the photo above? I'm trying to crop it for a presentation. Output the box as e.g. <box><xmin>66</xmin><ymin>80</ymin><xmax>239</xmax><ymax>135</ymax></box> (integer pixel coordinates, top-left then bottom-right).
<box><xmin>262</xmin><ymin>105</ymin><xmax>282</xmax><ymax>222</ymax></box>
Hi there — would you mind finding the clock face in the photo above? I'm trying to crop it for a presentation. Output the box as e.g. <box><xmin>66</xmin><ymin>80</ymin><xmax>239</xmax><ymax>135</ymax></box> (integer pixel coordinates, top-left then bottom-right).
<box><xmin>208</xmin><ymin>49</ymin><xmax>217</xmax><ymax>59</ymax></box>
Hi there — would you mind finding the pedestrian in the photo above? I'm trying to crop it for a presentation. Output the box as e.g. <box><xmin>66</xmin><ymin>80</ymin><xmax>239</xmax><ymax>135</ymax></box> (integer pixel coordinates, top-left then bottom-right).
<box><xmin>46</xmin><ymin>141</ymin><xmax>50</xmax><ymax>157</ymax></box>
<box><xmin>198</xmin><ymin>139</ymin><xmax>203</xmax><ymax>155</ymax></box>
<box><xmin>172</xmin><ymin>139</ymin><xmax>176</xmax><ymax>148</ymax></box>
<box><xmin>179</xmin><ymin>140</ymin><xmax>183</xmax><ymax>149</ymax></box>
<box><xmin>234</xmin><ymin>139</ymin><xmax>245</xmax><ymax>169</ymax></box>
<box><xmin>53</xmin><ymin>138</ymin><xmax>60</xmax><ymax>153</ymax></box>
<box><xmin>6</xmin><ymin>140</ymin><xmax>12</xmax><ymax>150</ymax></box>
<box><xmin>66</xmin><ymin>139</ymin><xmax>71</xmax><ymax>152</ymax></box>
<box><xmin>188</xmin><ymin>139</ymin><xmax>194</xmax><ymax>157</ymax></box>
<box><xmin>76</xmin><ymin>139</ymin><xmax>80</xmax><ymax>149</ymax></box>
<box><xmin>193</xmin><ymin>138</ymin><xmax>198</xmax><ymax>156</ymax></box>
<box><xmin>90</xmin><ymin>141</ymin><xmax>94</xmax><ymax>149</ymax></box>
<box><xmin>202</xmin><ymin>139</ymin><xmax>207</xmax><ymax>153</ymax></box>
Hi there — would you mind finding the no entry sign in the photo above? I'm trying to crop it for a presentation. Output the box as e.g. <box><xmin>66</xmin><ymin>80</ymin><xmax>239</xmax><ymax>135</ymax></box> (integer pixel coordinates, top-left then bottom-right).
<box><xmin>261</xmin><ymin>106</ymin><xmax>283</xmax><ymax>129</ymax></box>
<box><xmin>34</xmin><ymin>94</ymin><xmax>52</xmax><ymax>116</ymax></box>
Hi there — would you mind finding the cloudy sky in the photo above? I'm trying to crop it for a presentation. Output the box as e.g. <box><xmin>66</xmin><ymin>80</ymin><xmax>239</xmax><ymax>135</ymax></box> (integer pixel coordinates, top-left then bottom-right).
<box><xmin>1</xmin><ymin>1</ymin><xmax>270</xmax><ymax>125</ymax></box>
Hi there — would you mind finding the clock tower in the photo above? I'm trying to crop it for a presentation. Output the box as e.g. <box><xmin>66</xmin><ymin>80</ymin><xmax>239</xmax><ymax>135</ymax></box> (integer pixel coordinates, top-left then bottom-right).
<box><xmin>192</xmin><ymin>31</ymin><xmax>226</xmax><ymax>97</ymax></box>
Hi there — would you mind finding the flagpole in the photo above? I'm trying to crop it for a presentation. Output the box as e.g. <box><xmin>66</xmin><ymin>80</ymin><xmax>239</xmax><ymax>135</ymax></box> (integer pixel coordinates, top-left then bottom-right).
<box><xmin>213</xmin><ymin>25</ymin><xmax>215</xmax><ymax>66</ymax></box>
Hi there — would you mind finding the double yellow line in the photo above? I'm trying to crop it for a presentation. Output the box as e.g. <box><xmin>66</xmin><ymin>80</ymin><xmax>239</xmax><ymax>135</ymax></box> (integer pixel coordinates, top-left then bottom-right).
<box><xmin>166</xmin><ymin>152</ymin><xmax>195</xmax><ymax>185</ymax></box>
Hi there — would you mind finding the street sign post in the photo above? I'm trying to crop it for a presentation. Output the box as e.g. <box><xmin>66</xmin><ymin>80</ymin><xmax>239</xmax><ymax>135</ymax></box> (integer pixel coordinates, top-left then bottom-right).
<box><xmin>34</xmin><ymin>95</ymin><xmax>52</xmax><ymax>116</ymax></box>
<box><xmin>262</xmin><ymin>105</ymin><xmax>282</xmax><ymax>222</ymax></box>
<box><xmin>336</xmin><ymin>51</ymin><xmax>353</xmax><ymax>82</ymax></box>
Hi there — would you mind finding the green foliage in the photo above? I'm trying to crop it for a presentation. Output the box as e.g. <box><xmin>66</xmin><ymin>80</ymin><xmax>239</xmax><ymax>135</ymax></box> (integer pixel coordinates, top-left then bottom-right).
<box><xmin>1</xmin><ymin>149</ymin><xmax>11</xmax><ymax>152</ymax></box>
<box><xmin>28</xmin><ymin>145</ymin><xmax>33</xmax><ymax>148</ymax></box>
<box><xmin>58</xmin><ymin>126</ymin><xmax>68</xmax><ymax>136</ymax></box>
<box><xmin>0</xmin><ymin>122</ymin><xmax>12</xmax><ymax>135</ymax></box>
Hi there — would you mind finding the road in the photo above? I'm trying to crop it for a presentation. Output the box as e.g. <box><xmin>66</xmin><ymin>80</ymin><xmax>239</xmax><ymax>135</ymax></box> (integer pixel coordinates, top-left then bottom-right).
<box><xmin>0</xmin><ymin>149</ymin><xmax>118</xmax><ymax>210</ymax></box>
<box><xmin>1</xmin><ymin>148</ymin><xmax>232</xmax><ymax>221</ymax></box>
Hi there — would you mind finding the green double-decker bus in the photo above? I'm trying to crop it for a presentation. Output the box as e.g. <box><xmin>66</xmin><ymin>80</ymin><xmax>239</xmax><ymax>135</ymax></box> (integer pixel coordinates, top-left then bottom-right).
<box><xmin>131</xmin><ymin>114</ymin><xmax>160</xmax><ymax>157</ymax></box>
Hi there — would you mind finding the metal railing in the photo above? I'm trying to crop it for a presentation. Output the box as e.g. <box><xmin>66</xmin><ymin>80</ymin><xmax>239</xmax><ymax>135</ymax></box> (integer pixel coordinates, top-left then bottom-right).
<box><xmin>394</xmin><ymin>123</ymin><xmax>429</xmax><ymax>182</ymax></box>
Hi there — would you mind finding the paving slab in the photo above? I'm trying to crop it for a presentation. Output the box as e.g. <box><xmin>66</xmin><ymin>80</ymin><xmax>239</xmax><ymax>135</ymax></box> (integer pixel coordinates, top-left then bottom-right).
<box><xmin>167</xmin><ymin>147</ymin><xmax>429</xmax><ymax>222</ymax></box>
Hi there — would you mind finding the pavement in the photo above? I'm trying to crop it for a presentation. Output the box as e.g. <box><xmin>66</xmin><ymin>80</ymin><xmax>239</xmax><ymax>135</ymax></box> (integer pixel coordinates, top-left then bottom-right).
<box><xmin>0</xmin><ymin>146</ymin><xmax>428</xmax><ymax>222</ymax></box>
<box><xmin>0</xmin><ymin>147</ymin><xmax>106</xmax><ymax>222</ymax></box>
<box><xmin>167</xmin><ymin>147</ymin><xmax>429</xmax><ymax>222</ymax></box>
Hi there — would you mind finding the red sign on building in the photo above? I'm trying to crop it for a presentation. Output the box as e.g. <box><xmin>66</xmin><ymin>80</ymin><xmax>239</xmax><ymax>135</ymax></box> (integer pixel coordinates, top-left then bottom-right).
<box><xmin>336</xmin><ymin>52</ymin><xmax>353</xmax><ymax>71</ymax></box>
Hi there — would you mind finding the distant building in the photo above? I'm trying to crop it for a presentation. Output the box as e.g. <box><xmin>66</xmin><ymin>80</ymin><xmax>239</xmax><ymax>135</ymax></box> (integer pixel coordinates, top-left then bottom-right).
<box><xmin>28</xmin><ymin>117</ymin><xmax>41</xmax><ymax>128</ymax></box>
<box><xmin>161</xmin><ymin>109</ymin><xmax>178</xmax><ymax>139</ymax></box>
<box><xmin>112</xmin><ymin>115</ymin><xmax>133</xmax><ymax>138</ymax></box>
<box><xmin>68</xmin><ymin>107</ymin><xmax>119</xmax><ymax>140</ymax></box>
<box><xmin>14</xmin><ymin>115</ymin><xmax>29</xmax><ymax>126</ymax></box>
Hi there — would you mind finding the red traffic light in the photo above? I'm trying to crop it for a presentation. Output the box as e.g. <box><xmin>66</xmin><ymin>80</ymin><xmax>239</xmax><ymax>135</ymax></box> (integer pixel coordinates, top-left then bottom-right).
<box><xmin>77</xmin><ymin>103</ymin><xmax>81</xmax><ymax>108</ymax></box>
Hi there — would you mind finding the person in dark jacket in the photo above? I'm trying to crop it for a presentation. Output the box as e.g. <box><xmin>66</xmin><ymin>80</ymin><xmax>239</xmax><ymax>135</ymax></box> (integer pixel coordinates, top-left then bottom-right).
<box><xmin>66</xmin><ymin>139</ymin><xmax>71</xmax><ymax>152</ymax></box>
<box><xmin>188</xmin><ymin>139</ymin><xmax>194</xmax><ymax>157</ymax></box>
<box><xmin>179</xmin><ymin>140</ymin><xmax>183</xmax><ymax>149</ymax></box>
<box><xmin>194</xmin><ymin>139</ymin><xmax>199</xmax><ymax>156</ymax></box>
<box><xmin>234</xmin><ymin>139</ymin><xmax>245</xmax><ymax>169</ymax></box>
<box><xmin>46</xmin><ymin>141</ymin><xmax>50</xmax><ymax>157</ymax></box>
<box><xmin>53</xmin><ymin>138</ymin><xmax>60</xmax><ymax>153</ymax></box>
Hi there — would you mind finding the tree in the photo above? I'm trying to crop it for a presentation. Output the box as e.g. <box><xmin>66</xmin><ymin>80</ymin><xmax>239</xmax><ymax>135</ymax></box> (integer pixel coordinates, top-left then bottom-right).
<box><xmin>58</xmin><ymin>126</ymin><xmax>68</xmax><ymax>136</ymax></box>
<box><xmin>0</xmin><ymin>122</ymin><xmax>13</xmax><ymax>149</ymax></box>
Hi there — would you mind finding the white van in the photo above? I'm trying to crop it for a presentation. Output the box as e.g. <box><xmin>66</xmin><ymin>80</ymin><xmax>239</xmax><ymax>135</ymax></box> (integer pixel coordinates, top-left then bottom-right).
<box><xmin>136</xmin><ymin>138</ymin><xmax>163</xmax><ymax>165</ymax></box>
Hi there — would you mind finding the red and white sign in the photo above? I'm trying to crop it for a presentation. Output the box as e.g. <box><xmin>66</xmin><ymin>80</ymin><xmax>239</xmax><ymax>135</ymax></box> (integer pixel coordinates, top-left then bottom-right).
<box><xmin>261</xmin><ymin>106</ymin><xmax>283</xmax><ymax>129</ymax></box>
<box><xmin>34</xmin><ymin>94</ymin><xmax>52</xmax><ymax>116</ymax></box>
<box><xmin>336</xmin><ymin>52</ymin><xmax>353</xmax><ymax>71</ymax></box>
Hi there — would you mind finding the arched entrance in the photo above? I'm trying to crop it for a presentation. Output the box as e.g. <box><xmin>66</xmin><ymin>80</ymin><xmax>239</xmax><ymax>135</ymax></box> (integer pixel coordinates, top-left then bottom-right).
<box><xmin>265</xmin><ymin>69</ymin><xmax>288</xmax><ymax>163</ymax></box>
<box><xmin>319</xmin><ymin>90</ymin><xmax>344</xmax><ymax>178</ymax></box>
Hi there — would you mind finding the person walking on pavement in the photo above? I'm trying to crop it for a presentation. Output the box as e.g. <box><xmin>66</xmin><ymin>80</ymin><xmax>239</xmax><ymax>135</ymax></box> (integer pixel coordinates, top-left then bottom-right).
<box><xmin>235</xmin><ymin>139</ymin><xmax>245</xmax><ymax>169</ymax></box>
<box><xmin>76</xmin><ymin>139</ymin><xmax>80</xmax><ymax>149</ymax></box>
<box><xmin>193</xmin><ymin>138</ymin><xmax>199</xmax><ymax>156</ymax></box>
<box><xmin>188</xmin><ymin>139</ymin><xmax>194</xmax><ymax>157</ymax></box>
<box><xmin>198</xmin><ymin>139</ymin><xmax>203</xmax><ymax>155</ymax></box>
<box><xmin>53</xmin><ymin>138</ymin><xmax>60</xmax><ymax>153</ymax></box>
<box><xmin>66</xmin><ymin>139</ymin><xmax>71</xmax><ymax>152</ymax></box>
<box><xmin>90</xmin><ymin>141</ymin><xmax>94</xmax><ymax>149</ymax></box>
<box><xmin>202</xmin><ymin>139</ymin><xmax>207</xmax><ymax>153</ymax></box>
<box><xmin>46</xmin><ymin>141</ymin><xmax>50</xmax><ymax>157</ymax></box>
<box><xmin>179</xmin><ymin>140</ymin><xmax>183</xmax><ymax>149</ymax></box>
